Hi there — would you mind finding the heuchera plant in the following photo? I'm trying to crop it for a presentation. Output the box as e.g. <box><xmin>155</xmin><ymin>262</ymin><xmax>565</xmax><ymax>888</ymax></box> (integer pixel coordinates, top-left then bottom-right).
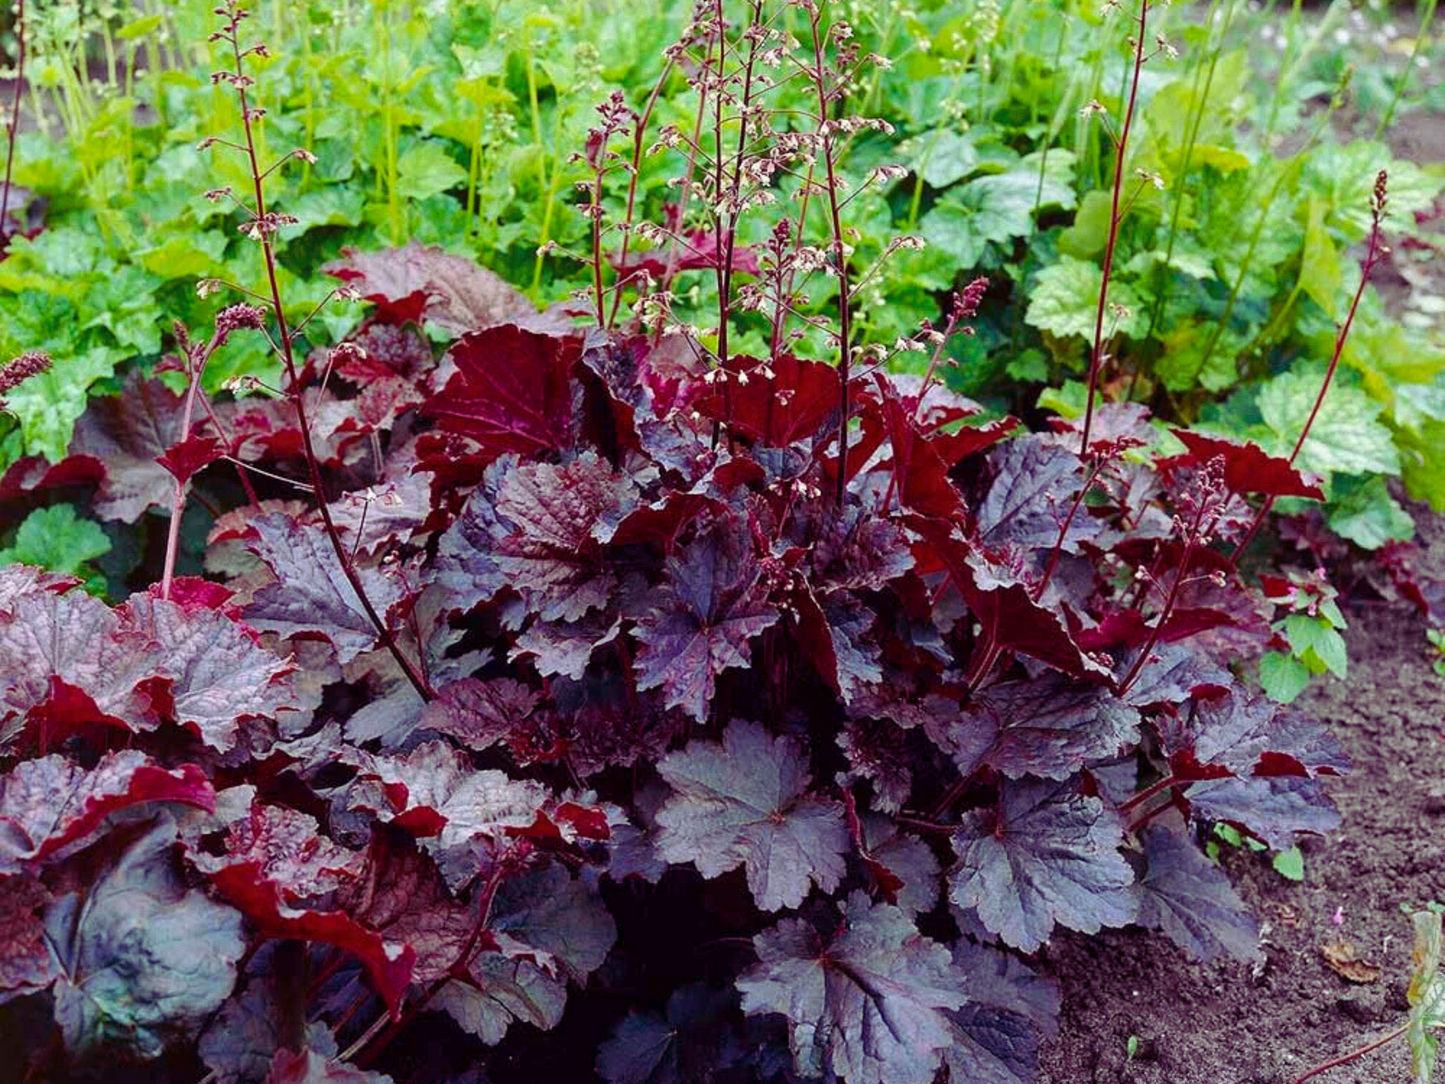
<box><xmin>0</xmin><ymin>2</ymin><xmax>1386</xmax><ymax>1082</ymax></box>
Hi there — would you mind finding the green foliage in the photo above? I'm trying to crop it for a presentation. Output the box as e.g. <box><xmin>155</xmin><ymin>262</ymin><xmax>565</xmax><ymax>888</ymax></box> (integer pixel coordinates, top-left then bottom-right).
<box><xmin>0</xmin><ymin>505</ymin><xmax>112</xmax><ymax>591</ymax></box>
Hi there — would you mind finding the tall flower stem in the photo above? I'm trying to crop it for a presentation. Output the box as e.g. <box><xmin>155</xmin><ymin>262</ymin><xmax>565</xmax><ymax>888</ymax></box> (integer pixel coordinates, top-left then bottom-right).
<box><xmin>1078</xmin><ymin>0</ymin><xmax>1150</xmax><ymax>459</ymax></box>
<box><xmin>0</xmin><ymin>0</ymin><xmax>25</xmax><ymax>250</ymax></box>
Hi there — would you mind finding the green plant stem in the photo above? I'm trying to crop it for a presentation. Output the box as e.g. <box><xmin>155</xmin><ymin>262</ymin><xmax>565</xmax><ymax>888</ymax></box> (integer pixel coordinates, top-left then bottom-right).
<box><xmin>1079</xmin><ymin>0</ymin><xmax>1150</xmax><ymax>458</ymax></box>
<box><xmin>1374</xmin><ymin>0</ymin><xmax>1437</xmax><ymax>137</ymax></box>
<box><xmin>1288</xmin><ymin>1022</ymin><xmax>1409</xmax><ymax>1084</ymax></box>
<box><xmin>0</xmin><ymin>0</ymin><xmax>24</xmax><ymax>249</ymax></box>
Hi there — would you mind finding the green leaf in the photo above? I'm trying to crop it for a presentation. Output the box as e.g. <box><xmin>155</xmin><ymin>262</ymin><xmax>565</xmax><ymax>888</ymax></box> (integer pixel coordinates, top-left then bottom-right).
<box><xmin>1408</xmin><ymin>910</ymin><xmax>1445</xmax><ymax>1084</ymax></box>
<box><xmin>907</xmin><ymin>129</ymin><xmax>978</xmax><ymax>190</ymax></box>
<box><xmin>1256</xmin><ymin>370</ymin><xmax>1400</xmax><ymax>478</ymax></box>
<box><xmin>116</xmin><ymin>13</ymin><xmax>164</xmax><ymax>39</ymax></box>
<box><xmin>0</xmin><ymin>505</ymin><xmax>112</xmax><ymax>578</ymax></box>
<box><xmin>1299</xmin><ymin>196</ymin><xmax>1344</xmax><ymax>319</ymax></box>
<box><xmin>1026</xmin><ymin>257</ymin><xmax>1146</xmax><ymax>342</ymax></box>
<box><xmin>1302</xmin><ymin>143</ymin><xmax>1443</xmax><ymax>242</ymax></box>
<box><xmin>1057</xmin><ymin>190</ymin><xmax>1111</xmax><ymax>259</ymax></box>
<box><xmin>1259</xmin><ymin>651</ymin><xmax>1310</xmax><ymax>703</ymax></box>
<box><xmin>921</xmin><ymin>152</ymin><xmax>1075</xmax><ymax>268</ymax></box>
<box><xmin>396</xmin><ymin>143</ymin><xmax>469</xmax><ymax>202</ymax></box>
<box><xmin>1271</xmin><ymin>847</ymin><xmax>1304</xmax><ymax>882</ymax></box>
<box><xmin>1284</xmin><ymin>614</ymin><xmax>1348</xmax><ymax>679</ymax></box>
<box><xmin>2</xmin><ymin>345</ymin><xmax>124</xmax><ymax>465</ymax></box>
<box><xmin>1326</xmin><ymin>475</ymin><xmax>1415</xmax><ymax>550</ymax></box>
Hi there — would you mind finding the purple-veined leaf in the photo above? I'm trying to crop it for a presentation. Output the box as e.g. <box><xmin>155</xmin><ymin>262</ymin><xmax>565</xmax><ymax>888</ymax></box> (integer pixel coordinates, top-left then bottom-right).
<box><xmin>243</xmin><ymin>514</ymin><xmax>407</xmax><ymax>665</ymax></box>
<box><xmin>0</xmin><ymin>750</ymin><xmax>213</xmax><ymax>874</ymax></box>
<box><xmin>45</xmin><ymin>817</ymin><xmax>246</xmax><ymax>1059</ymax></box>
<box><xmin>949</xmin><ymin>776</ymin><xmax>1137</xmax><ymax>952</ymax></box>
<box><xmin>596</xmin><ymin>984</ymin><xmax>742</xmax><ymax>1084</ymax></box>
<box><xmin>68</xmin><ymin>372</ymin><xmax>193</xmax><ymax>522</ymax></box>
<box><xmin>190</xmin><ymin>801</ymin><xmax>363</xmax><ymax>903</ymax></box>
<box><xmin>655</xmin><ymin>720</ymin><xmax>848</xmax><ymax>911</ymax></box>
<box><xmin>491</xmin><ymin>453</ymin><xmax>638</xmax><ymax>621</ymax></box>
<box><xmin>632</xmin><ymin>515</ymin><xmax>779</xmax><ymax>722</ymax></box>
<box><xmin>1133</xmin><ymin>824</ymin><xmax>1261</xmax><ymax>963</ymax></box>
<box><xmin>1119</xmin><ymin>642</ymin><xmax>1231</xmax><ymax>708</ymax></box>
<box><xmin>1164</xmin><ymin>690</ymin><xmax>1349</xmax><ymax>780</ymax></box>
<box><xmin>419</xmin><ymin>677</ymin><xmax>541</xmax><ymax>752</ymax></box>
<box><xmin>736</xmin><ymin>892</ymin><xmax>965</xmax><ymax>1084</ymax></box>
<box><xmin>860</xmin><ymin>815</ymin><xmax>939</xmax><ymax>918</ymax></box>
<box><xmin>941</xmin><ymin>940</ymin><xmax>1060</xmax><ymax>1084</ymax></box>
<box><xmin>838</xmin><ymin>717</ymin><xmax>913</xmax><ymax>813</ymax></box>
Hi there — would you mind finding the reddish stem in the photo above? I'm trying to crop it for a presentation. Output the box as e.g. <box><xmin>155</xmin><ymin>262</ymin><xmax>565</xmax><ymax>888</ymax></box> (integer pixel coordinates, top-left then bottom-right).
<box><xmin>222</xmin><ymin>10</ymin><xmax>431</xmax><ymax>700</ymax></box>
<box><xmin>1079</xmin><ymin>0</ymin><xmax>1150</xmax><ymax>459</ymax></box>
<box><xmin>1288</xmin><ymin>1022</ymin><xmax>1408</xmax><ymax>1084</ymax></box>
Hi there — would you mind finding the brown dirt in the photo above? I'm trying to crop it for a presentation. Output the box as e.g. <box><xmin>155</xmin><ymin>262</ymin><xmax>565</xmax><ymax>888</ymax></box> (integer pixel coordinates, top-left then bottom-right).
<box><xmin>1036</xmin><ymin>525</ymin><xmax>1445</xmax><ymax>1084</ymax></box>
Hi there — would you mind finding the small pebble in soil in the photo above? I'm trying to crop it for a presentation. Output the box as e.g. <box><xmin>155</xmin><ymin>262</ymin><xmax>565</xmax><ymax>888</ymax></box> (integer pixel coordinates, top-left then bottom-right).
<box><xmin>1335</xmin><ymin>989</ymin><xmax>1383</xmax><ymax>1024</ymax></box>
<box><xmin>1424</xmin><ymin>787</ymin><xmax>1445</xmax><ymax>814</ymax></box>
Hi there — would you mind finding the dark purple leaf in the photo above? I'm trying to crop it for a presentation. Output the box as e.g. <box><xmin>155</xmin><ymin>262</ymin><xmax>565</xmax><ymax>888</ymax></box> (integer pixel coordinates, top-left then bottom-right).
<box><xmin>656</xmin><ymin>720</ymin><xmax>848</xmax><ymax>911</ymax></box>
<box><xmin>1134</xmin><ymin>824</ymin><xmax>1261</xmax><ymax>963</ymax></box>
<box><xmin>949</xmin><ymin>777</ymin><xmax>1137</xmax><ymax>952</ymax></box>
<box><xmin>1119</xmin><ymin>642</ymin><xmax>1231</xmax><ymax>708</ymax></box>
<box><xmin>808</xmin><ymin>503</ymin><xmax>915</xmax><ymax>592</ymax></box>
<box><xmin>977</xmin><ymin>435</ymin><xmax>1101</xmax><ymax>552</ymax></box>
<box><xmin>694</xmin><ymin>354</ymin><xmax>840</xmax><ymax>448</ymax></box>
<box><xmin>0</xmin><ymin>751</ymin><xmax>214</xmax><ymax>874</ymax></box>
<box><xmin>1184</xmin><ymin>775</ymin><xmax>1340</xmax><ymax>850</ymax></box>
<box><xmin>1166</xmin><ymin>690</ymin><xmax>1349</xmax><ymax>780</ymax></box>
<box><xmin>596</xmin><ymin>984</ymin><xmax>742</xmax><ymax>1084</ymax></box>
<box><xmin>244</xmin><ymin>514</ymin><xmax>407</xmax><ymax>664</ymax></box>
<box><xmin>69</xmin><ymin>372</ymin><xmax>194</xmax><ymax>522</ymax></box>
<box><xmin>426</xmin><ymin>325</ymin><xmax>582</xmax><ymax>461</ymax></box>
<box><xmin>860</xmin><ymin>816</ymin><xmax>939</xmax><ymax>918</ymax></box>
<box><xmin>941</xmin><ymin>941</ymin><xmax>1060</xmax><ymax>1084</ymax></box>
<box><xmin>510</xmin><ymin>613</ymin><xmax>622</xmax><ymax>680</ymax></box>
<box><xmin>434</xmin><ymin>859</ymin><xmax>615</xmax><ymax>1045</ymax></box>
<box><xmin>45</xmin><ymin>818</ymin><xmax>246</xmax><ymax>1059</ymax></box>
<box><xmin>736</xmin><ymin>892</ymin><xmax>965</xmax><ymax>1084</ymax></box>
<box><xmin>632</xmin><ymin>515</ymin><xmax>779</xmax><ymax>722</ymax></box>
<box><xmin>419</xmin><ymin>678</ymin><xmax>541</xmax><ymax>751</ymax></box>
<box><xmin>1046</xmin><ymin>401</ymin><xmax>1154</xmax><ymax>457</ymax></box>
<box><xmin>943</xmin><ymin>675</ymin><xmax>1140</xmax><ymax>780</ymax></box>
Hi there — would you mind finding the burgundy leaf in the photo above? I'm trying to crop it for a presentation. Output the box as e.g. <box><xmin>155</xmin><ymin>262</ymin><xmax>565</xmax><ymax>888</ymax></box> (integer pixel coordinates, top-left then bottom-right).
<box><xmin>0</xmin><ymin>874</ymin><xmax>55</xmax><ymax>1000</ymax></box>
<box><xmin>1046</xmin><ymin>401</ymin><xmax>1154</xmax><ymax>456</ymax></box>
<box><xmin>69</xmin><ymin>372</ymin><xmax>197</xmax><ymax>522</ymax></box>
<box><xmin>157</xmin><ymin>433</ymin><xmax>226</xmax><ymax>484</ymax></box>
<box><xmin>419</xmin><ymin>677</ymin><xmax>541</xmax><ymax>752</ymax></box>
<box><xmin>736</xmin><ymin>892</ymin><xmax>966</xmax><ymax>1084</ymax></box>
<box><xmin>838</xmin><ymin>716</ymin><xmax>913</xmax><ymax>813</ymax></box>
<box><xmin>655</xmin><ymin>720</ymin><xmax>849</xmax><ymax>912</ymax></box>
<box><xmin>0</xmin><ymin>576</ymin><xmax>166</xmax><ymax>739</ymax></box>
<box><xmin>694</xmin><ymin>354</ymin><xmax>840</xmax><ymax>448</ymax></box>
<box><xmin>611</xmin><ymin>227</ymin><xmax>761</xmax><ymax>284</ymax></box>
<box><xmin>860</xmin><ymin>815</ymin><xmax>939</xmax><ymax>918</ymax></box>
<box><xmin>243</xmin><ymin>514</ymin><xmax>407</xmax><ymax>664</ymax></box>
<box><xmin>1134</xmin><ymin>824</ymin><xmax>1261</xmax><ymax>963</ymax></box>
<box><xmin>949</xmin><ymin>777</ymin><xmax>1137</xmax><ymax>952</ymax></box>
<box><xmin>192</xmin><ymin>801</ymin><xmax>363</xmax><ymax>903</ymax></box>
<box><xmin>0</xmin><ymin>750</ymin><xmax>213</xmax><ymax>874</ymax></box>
<box><xmin>426</xmin><ymin>325</ymin><xmax>582</xmax><ymax>462</ymax></box>
<box><xmin>1170</xmin><ymin>430</ymin><xmax>1325</xmax><ymax>500</ymax></box>
<box><xmin>207</xmin><ymin>862</ymin><xmax>415</xmax><ymax>1017</ymax></box>
<box><xmin>632</xmin><ymin>515</ymin><xmax>779</xmax><ymax>722</ymax></box>
<box><xmin>121</xmin><ymin>592</ymin><xmax>300</xmax><ymax>753</ymax></box>
<box><xmin>1163</xmin><ymin>690</ymin><xmax>1349</xmax><ymax>780</ymax></box>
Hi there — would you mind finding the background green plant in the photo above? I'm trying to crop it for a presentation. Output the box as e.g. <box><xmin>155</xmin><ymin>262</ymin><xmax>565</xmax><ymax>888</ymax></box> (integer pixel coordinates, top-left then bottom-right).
<box><xmin>0</xmin><ymin>0</ymin><xmax>1440</xmax><ymax>554</ymax></box>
